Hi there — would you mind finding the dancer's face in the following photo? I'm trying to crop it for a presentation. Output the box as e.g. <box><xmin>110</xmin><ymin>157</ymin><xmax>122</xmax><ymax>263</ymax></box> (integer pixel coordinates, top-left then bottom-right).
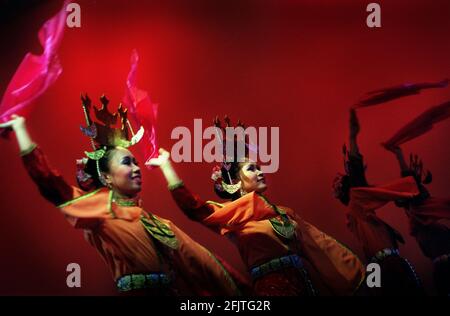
<box><xmin>104</xmin><ymin>147</ymin><xmax>142</xmax><ymax>197</ymax></box>
<box><xmin>239</xmin><ymin>161</ymin><xmax>267</xmax><ymax>194</ymax></box>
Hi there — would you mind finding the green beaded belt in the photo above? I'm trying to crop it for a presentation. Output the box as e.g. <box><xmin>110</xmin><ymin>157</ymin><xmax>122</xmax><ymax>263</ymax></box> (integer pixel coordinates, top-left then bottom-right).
<box><xmin>250</xmin><ymin>254</ymin><xmax>303</xmax><ymax>280</ymax></box>
<box><xmin>116</xmin><ymin>273</ymin><xmax>172</xmax><ymax>292</ymax></box>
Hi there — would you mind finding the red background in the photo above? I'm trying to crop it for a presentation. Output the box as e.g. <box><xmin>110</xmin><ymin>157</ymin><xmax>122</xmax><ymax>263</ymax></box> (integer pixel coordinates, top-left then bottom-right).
<box><xmin>0</xmin><ymin>0</ymin><xmax>449</xmax><ymax>295</ymax></box>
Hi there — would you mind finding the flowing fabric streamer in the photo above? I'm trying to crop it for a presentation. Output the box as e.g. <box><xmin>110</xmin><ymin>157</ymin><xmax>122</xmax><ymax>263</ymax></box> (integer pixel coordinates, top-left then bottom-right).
<box><xmin>354</xmin><ymin>79</ymin><xmax>448</xmax><ymax>108</ymax></box>
<box><xmin>0</xmin><ymin>1</ymin><xmax>68</xmax><ymax>124</ymax></box>
<box><xmin>383</xmin><ymin>100</ymin><xmax>450</xmax><ymax>148</ymax></box>
<box><xmin>123</xmin><ymin>50</ymin><xmax>159</xmax><ymax>168</ymax></box>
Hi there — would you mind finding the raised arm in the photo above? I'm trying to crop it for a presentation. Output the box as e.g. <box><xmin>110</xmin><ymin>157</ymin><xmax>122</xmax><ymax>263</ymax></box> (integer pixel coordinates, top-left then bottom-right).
<box><xmin>382</xmin><ymin>144</ymin><xmax>431</xmax><ymax>204</ymax></box>
<box><xmin>346</xmin><ymin>109</ymin><xmax>369</xmax><ymax>187</ymax></box>
<box><xmin>0</xmin><ymin>115</ymin><xmax>35</xmax><ymax>154</ymax></box>
<box><xmin>148</xmin><ymin>148</ymin><xmax>216</xmax><ymax>222</ymax></box>
<box><xmin>349</xmin><ymin>108</ymin><xmax>361</xmax><ymax>157</ymax></box>
<box><xmin>0</xmin><ymin>115</ymin><xmax>74</xmax><ymax>206</ymax></box>
<box><xmin>148</xmin><ymin>148</ymin><xmax>183</xmax><ymax>188</ymax></box>
<box><xmin>384</xmin><ymin>144</ymin><xmax>410</xmax><ymax>176</ymax></box>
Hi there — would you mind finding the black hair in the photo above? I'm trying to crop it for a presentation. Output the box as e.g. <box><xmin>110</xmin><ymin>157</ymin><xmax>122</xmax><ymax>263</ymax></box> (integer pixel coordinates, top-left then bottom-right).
<box><xmin>212</xmin><ymin>131</ymin><xmax>251</xmax><ymax>200</ymax></box>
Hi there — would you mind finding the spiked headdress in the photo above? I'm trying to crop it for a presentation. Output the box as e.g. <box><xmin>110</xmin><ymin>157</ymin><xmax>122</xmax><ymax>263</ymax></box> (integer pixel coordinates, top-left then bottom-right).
<box><xmin>211</xmin><ymin>116</ymin><xmax>251</xmax><ymax>195</ymax></box>
<box><xmin>78</xmin><ymin>93</ymin><xmax>144</xmax><ymax>187</ymax></box>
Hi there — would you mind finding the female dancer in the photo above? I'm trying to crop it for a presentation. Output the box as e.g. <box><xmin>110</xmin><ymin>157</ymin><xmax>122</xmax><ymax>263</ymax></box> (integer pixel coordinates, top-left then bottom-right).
<box><xmin>332</xmin><ymin>109</ymin><xmax>424</xmax><ymax>295</ymax></box>
<box><xmin>149</xmin><ymin>118</ymin><xmax>366</xmax><ymax>296</ymax></box>
<box><xmin>385</xmin><ymin>146</ymin><xmax>450</xmax><ymax>296</ymax></box>
<box><xmin>381</xmin><ymin>100</ymin><xmax>450</xmax><ymax>295</ymax></box>
<box><xmin>0</xmin><ymin>96</ymin><xmax>246</xmax><ymax>296</ymax></box>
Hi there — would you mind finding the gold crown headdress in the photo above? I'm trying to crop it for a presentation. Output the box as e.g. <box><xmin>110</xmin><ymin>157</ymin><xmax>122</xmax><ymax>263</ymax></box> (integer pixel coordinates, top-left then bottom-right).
<box><xmin>79</xmin><ymin>94</ymin><xmax>144</xmax><ymax>186</ymax></box>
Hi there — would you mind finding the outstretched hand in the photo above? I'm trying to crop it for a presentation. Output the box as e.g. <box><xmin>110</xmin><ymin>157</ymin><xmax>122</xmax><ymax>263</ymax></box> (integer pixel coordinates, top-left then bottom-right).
<box><xmin>0</xmin><ymin>114</ymin><xmax>34</xmax><ymax>152</ymax></box>
<box><xmin>0</xmin><ymin>114</ymin><xmax>26</xmax><ymax>133</ymax></box>
<box><xmin>146</xmin><ymin>148</ymin><xmax>171</xmax><ymax>167</ymax></box>
<box><xmin>147</xmin><ymin>148</ymin><xmax>182</xmax><ymax>186</ymax></box>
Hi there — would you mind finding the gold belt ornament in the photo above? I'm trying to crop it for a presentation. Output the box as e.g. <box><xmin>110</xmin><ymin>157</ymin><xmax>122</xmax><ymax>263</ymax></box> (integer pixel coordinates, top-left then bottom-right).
<box><xmin>141</xmin><ymin>215</ymin><xmax>179</xmax><ymax>250</ymax></box>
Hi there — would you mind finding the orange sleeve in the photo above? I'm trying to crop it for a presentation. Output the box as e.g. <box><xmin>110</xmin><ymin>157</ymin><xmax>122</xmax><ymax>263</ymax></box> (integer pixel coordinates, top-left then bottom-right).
<box><xmin>349</xmin><ymin>176</ymin><xmax>419</xmax><ymax>215</ymax></box>
<box><xmin>294</xmin><ymin>215</ymin><xmax>366</xmax><ymax>295</ymax></box>
<box><xmin>21</xmin><ymin>145</ymin><xmax>75</xmax><ymax>206</ymax></box>
<box><xmin>170</xmin><ymin>183</ymin><xmax>276</xmax><ymax>235</ymax></box>
<box><xmin>22</xmin><ymin>145</ymin><xmax>101</xmax><ymax>229</ymax></box>
<box><xmin>202</xmin><ymin>192</ymin><xmax>278</xmax><ymax>235</ymax></box>
<box><xmin>169</xmin><ymin>183</ymin><xmax>216</xmax><ymax>222</ymax></box>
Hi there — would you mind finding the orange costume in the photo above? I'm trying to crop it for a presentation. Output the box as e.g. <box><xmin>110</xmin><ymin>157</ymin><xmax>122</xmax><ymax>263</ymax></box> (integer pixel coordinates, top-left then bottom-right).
<box><xmin>396</xmin><ymin>171</ymin><xmax>450</xmax><ymax>296</ymax></box>
<box><xmin>407</xmin><ymin>196</ymin><xmax>450</xmax><ymax>260</ymax></box>
<box><xmin>21</xmin><ymin>146</ymin><xmax>243</xmax><ymax>296</ymax></box>
<box><xmin>348</xmin><ymin>176</ymin><xmax>419</xmax><ymax>260</ymax></box>
<box><xmin>395</xmin><ymin>171</ymin><xmax>450</xmax><ymax>261</ymax></box>
<box><xmin>347</xmin><ymin>177</ymin><xmax>425</xmax><ymax>294</ymax></box>
<box><xmin>342</xmin><ymin>152</ymin><xmax>423</xmax><ymax>295</ymax></box>
<box><xmin>169</xmin><ymin>182</ymin><xmax>365</xmax><ymax>296</ymax></box>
